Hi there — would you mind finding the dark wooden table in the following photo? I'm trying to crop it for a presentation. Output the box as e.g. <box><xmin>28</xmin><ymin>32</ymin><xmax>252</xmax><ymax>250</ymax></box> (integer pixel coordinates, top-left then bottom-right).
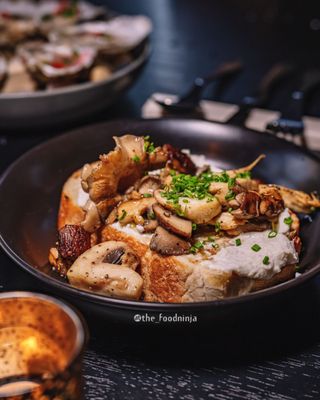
<box><xmin>1</xmin><ymin>1</ymin><xmax>320</xmax><ymax>399</ymax></box>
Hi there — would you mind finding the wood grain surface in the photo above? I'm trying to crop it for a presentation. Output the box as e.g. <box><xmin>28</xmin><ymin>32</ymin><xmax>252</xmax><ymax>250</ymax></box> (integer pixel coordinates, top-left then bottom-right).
<box><xmin>1</xmin><ymin>1</ymin><xmax>320</xmax><ymax>399</ymax></box>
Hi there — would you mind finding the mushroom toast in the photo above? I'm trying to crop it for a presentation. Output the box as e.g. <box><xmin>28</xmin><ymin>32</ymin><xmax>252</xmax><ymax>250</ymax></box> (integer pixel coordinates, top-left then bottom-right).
<box><xmin>49</xmin><ymin>135</ymin><xmax>320</xmax><ymax>302</ymax></box>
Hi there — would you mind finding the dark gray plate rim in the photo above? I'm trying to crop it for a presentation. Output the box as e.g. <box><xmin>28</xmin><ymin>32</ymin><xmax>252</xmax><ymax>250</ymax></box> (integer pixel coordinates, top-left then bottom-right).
<box><xmin>0</xmin><ymin>118</ymin><xmax>319</xmax><ymax>311</ymax></box>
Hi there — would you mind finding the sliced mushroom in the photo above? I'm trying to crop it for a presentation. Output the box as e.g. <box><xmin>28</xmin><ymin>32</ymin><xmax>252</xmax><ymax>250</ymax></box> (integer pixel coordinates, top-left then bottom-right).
<box><xmin>138</xmin><ymin>175</ymin><xmax>161</xmax><ymax>195</ymax></box>
<box><xmin>258</xmin><ymin>186</ymin><xmax>284</xmax><ymax>218</ymax></box>
<box><xmin>163</xmin><ymin>144</ymin><xmax>196</xmax><ymax>174</ymax></box>
<box><xmin>67</xmin><ymin>241</ymin><xmax>142</xmax><ymax>300</ymax></box>
<box><xmin>150</xmin><ymin>226</ymin><xmax>191</xmax><ymax>256</ymax></box>
<box><xmin>117</xmin><ymin>197</ymin><xmax>156</xmax><ymax>225</ymax></box>
<box><xmin>143</xmin><ymin>219</ymin><xmax>158</xmax><ymax>233</ymax></box>
<box><xmin>106</xmin><ymin>208</ymin><xmax>118</xmax><ymax>224</ymax></box>
<box><xmin>226</xmin><ymin>154</ymin><xmax>266</xmax><ymax>177</ymax></box>
<box><xmin>232</xmin><ymin>191</ymin><xmax>261</xmax><ymax>219</ymax></box>
<box><xmin>236</xmin><ymin>178</ymin><xmax>259</xmax><ymax>191</ymax></box>
<box><xmin>209</xmin><ymin>182</ymin><xmax>229</xmax><ymax>205</ymax></box>
<box><xmin>81</xmin><ymin>200</ymin><xmax>101</xmax><ymax>232</ymax></box>
<box><xmin>210</xmin><ymin>212</ymin><xmax>246</xmax><ymax>231</ymax></box>
<box><xmin>153</xmin><ymin>204</ymin><xmax>192</xmax><ymax>238</ymax></box>
<box><xmin>225</xmin><ymin>220</ymin><xmax>271</xmax><ymax>236</ymax></box>
<box><xmin>154</xmin><ymin>190</ymin><xmax>221</xmax><ymax>224</ymax></box>
<box><xmin>260</xmin><ymin>184</ymin><xmax>320</xmax><ymax>214</ymax></box>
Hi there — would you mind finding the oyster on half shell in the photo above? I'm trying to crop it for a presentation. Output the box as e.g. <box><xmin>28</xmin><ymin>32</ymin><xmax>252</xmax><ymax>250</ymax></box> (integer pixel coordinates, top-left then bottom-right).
<box><xmin>0</xmin><ymin>1</ymin><xmax>39</xmax><ymax>49</ymax></box>
<box><xmin>50</xmin><ymin>15</ymin><xmax>152</xmax><ymax>56</ymax></box>
<box><xmin>18</xmin><ymin>41</ymin><xmax>97</xmax><ymax>87</ymax></box>
<box><xmin>37</xmin><ymin>0</ymin><xmax>106</xmax><ymax>35</ymax></box>
<box><xmin>0</xmin><ymin>54</ymin><xmax>7</xmax><ymax>88</ymax></box>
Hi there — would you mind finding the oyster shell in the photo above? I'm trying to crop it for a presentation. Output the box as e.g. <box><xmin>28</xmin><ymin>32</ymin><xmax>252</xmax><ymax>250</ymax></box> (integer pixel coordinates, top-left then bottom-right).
<box><xmin>0</xmin><ymin>1</ymin><xmax>39</xmax><ymax>48</ymax></box>
<box><xmin>0</xmin><ymin>54</ymin><xmax>7</xmax><ymax>89</ymax></box>
<box><xmin>18</xmin><ymin>41</ymin><xmax>97</xmax><ymax>86</ymax></box>
<box><xmin>50</xmin><ymin>15</ymin><xmax>152</xmax><ymax>56</ymax></box>
<box><xmin>37</xmin><ymin>0</ymin><xmax>106</xmax><ymax>35</ymax></box>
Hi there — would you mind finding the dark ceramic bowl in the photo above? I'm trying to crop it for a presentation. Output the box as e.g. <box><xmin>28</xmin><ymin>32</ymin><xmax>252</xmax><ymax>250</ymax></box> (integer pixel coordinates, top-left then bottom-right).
<box><xmin>0</xmin><ymin>119</ymin><xmax>319</xmax><ymax>323</ymax></box>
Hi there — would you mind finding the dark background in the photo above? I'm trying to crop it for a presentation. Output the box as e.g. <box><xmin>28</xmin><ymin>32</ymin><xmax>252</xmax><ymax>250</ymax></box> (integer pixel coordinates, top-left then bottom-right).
<box><xmin>1</xmin><ymin>1</ymin><xmax>320</xmax><ymax>399</ymax></box>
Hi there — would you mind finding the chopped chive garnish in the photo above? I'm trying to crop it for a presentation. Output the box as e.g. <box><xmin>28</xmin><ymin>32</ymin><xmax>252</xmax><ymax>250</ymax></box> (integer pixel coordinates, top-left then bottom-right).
<box><xmin>284</xmin><ymin>216</ymin><xmax>293</xmax><ymax>225</ymax></box>
<box><xmin>268</xmin><ymin>231</ymin><xmax>277</xmax><ymax>238</ymax></box>
<box><xmin>161</xmin><ymin>169</ymin><xmax>247</xmax><ymax>205</ymax></box>
<box><xmin>190</xmin><ymin>241</ymin><xmax>204</xmax><ymax>254</ymax></box>
<box><xmin>235</xmin><ymin>171</ymin><xmax>251</xmax><ymax>179</ymax></box>
<box><xmin>132</xmin><ymin>155</ymin><xmax>141</xmax><ymax>163</ymax></box>
<box><xmin>143</xmin><ymin>193</ymin><xmax>152</xmax><ymax>198</ymax></box>
<box><xmin>214</xmin><ymin>222</ymin><xmax>221</xmax><ymax>233</ymax></box>
<box><xmin>228</xmin><ymin>177</ymin><xmax>236</xmax><ymax>189</ymax></box>
<box><xmin>207</xmin><ymin>236</ymin><xmax>215</xmax><ymax>242</ymax></box>
<box><xmin>228</xmin><ymin>207</ymin><xmax>233</xmax><ymax>213</ymax></box>
<box><xmin>144</xmin><ymin>136</ymin><xmax>155</xmax><ymax>153</ymax></box>
<box><xmin>192</xmin><ymin>223</ymin><xmax>197</xmax><ymax>231</ymax></box>
<box><xmin>251</xmin><ymin>244</ymin><xmax>261</xmax><ymax>252</ymax></box>
<box><xmin>235</xmin><ymin>238</ymin><xmax>241</xmax><ymax>246</ymax></box>
<box><xmin>263</xmin><ymin>256</ymin><xmax>270</xmax><ymax>265</ymax></box>
<box><xmin>225</xmin><ymin>190</ymin><xmax>236</xmax><ymax>201</ymax></box>
<box><xmin>118</xmin><ymin>210</ymin><xmax>127</xmax><ymax>221</ymax></box>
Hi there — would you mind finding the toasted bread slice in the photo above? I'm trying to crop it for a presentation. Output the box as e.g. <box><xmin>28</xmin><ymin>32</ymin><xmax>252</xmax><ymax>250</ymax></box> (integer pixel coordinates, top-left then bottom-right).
<box><xmin>56</xmin><ymin>171</ymin><xmax>297</xmax><ymax>303</ymax></box>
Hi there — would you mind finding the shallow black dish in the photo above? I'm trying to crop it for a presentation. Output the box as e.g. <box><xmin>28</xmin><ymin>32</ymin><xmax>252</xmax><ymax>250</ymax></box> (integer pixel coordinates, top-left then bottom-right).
<box><xmin>0</xmin><ymin>119</ymin><xmax>319</xmax><ymax>323</ymax></box>
<box><xmin>0</xmin><ymin>41</ymin><xmax>150</xmax><ymax>131</ymax></box>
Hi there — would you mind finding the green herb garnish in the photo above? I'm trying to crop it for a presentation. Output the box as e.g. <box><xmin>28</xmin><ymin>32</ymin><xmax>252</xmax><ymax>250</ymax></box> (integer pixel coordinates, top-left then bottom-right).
<box><xmin>268</xmin><ymin>231</ymin><xmax>277</xmax><ymax>238</ymax></box>
<box><xmin>144</xmin><ymin>136</ymin><xmax>155</xmax><ymax>154</ymax></box>
<box><xmin>251</xmin><ymin>244</ymin><xmax>261</xmax><ymax>252</ymax></box>
<box><xmin>214</xmin><ymin>222</ymin><xmax>221</xmax><ymax>233</ymax></box>
<box><xmin>235</xmin><ymin>171</ymin><xmax>252</xmax><ymax>179</ymax></box>
<box><xmin>263</xmin><ymin>256</ymin><xmax>270</xmax><ymax>265</ymax></box>
<box><xmin>143</xmin><ymin>193</ymin><xmax>152</xmax><ymax>198</ymax></box>
<box><xmin>118</xmin><ymin>210</ymin><xmax>127</xmax><ymax>221</ymax></box>
<box><xmin>284</xmin><ymin>217</ymin><xmax>293</xmax><ymax>225</ymax></box>
<box><xmin>192</xmin><ymin>223</ymin><xmax>197</xmax><ymax>231</ymax></box>
<box><xmin>228</xmin><ymin>177</ymin><xmax>236</xmax><ymax>189</ymax></box>
<box><xmin>190</xmin><ymin>241</ymin><xmax>204</xmax><ymax>254</ymax></box>
<box><xmin>235</xmin><ymin>238</ymin><xmax>241</xmax><ymax>246</ymax></box>
<box><xmin>132</xmin><ymin>155</ymin><xmax>141</xmax><ymax>164</ymax></box>
<box><xmin>225</xmin><ymin>190</ymin><xmax>236</xmax><ymax>201</ymax></box>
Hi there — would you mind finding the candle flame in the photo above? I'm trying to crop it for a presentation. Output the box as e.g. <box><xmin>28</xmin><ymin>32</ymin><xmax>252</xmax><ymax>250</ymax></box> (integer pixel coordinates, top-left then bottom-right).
<box><xmin>20</xmin><ymin>336</ymin><xmax>38</xmax><ymax>353</ymax></box>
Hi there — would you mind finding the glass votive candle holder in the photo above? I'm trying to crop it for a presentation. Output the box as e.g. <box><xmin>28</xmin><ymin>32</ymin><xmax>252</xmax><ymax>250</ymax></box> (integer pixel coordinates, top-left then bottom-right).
<box><xmin>0</xmin><ymin>292</ymin><xmax>87</xmax><ymax>400</ymax></box>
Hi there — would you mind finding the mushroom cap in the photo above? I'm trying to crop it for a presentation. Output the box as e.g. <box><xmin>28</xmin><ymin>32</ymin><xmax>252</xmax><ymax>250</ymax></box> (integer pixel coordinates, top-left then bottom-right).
<box><xmin>154</xmin><ymin>190</ymin><xmax>222</xmax><ymax>224</ymax></box>
<box><xmin>150</xmin><ymin>226</ymin><xmax>191</xmax><ymax>256</ymax></box>
<box><xmin>153</xmin><ymin>204</ymin><xmax>192</xmax><ymax>238</ymax></box>
<box><xmin>67</xmin><ymin>241</ymin><xmax>142</xmax><ymax>300</ymax></box>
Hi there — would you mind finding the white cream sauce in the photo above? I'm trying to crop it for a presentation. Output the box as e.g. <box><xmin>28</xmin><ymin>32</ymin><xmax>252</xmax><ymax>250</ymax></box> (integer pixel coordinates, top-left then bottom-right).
<box><xmin>200</xmin><ymin>231</ymin><xmax>297</xmax><ymax>279</ymax></box>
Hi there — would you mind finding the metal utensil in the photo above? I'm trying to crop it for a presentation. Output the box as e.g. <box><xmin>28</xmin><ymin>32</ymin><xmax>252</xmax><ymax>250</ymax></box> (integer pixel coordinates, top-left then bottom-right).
<box><xmin>266</xmin><ymin>69</ymin><xmax>320</xmax><ymax>147</ymax></box>
<box><xmin>227</xmin><ymin>63</ymin><xmax>294</xmax><ymax>126</ymax></box>
<box><xmin>153</xmin><ymin>60</ymin><xmax>243</xmax><ymax>114</ymax></box>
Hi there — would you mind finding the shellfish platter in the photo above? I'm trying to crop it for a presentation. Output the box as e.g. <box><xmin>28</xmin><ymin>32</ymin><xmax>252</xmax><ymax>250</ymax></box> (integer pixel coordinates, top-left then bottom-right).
<box><xmin>0</xmin><ymin>0</ymin><xmax>152</xmax><ymax>92</ymax></box>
